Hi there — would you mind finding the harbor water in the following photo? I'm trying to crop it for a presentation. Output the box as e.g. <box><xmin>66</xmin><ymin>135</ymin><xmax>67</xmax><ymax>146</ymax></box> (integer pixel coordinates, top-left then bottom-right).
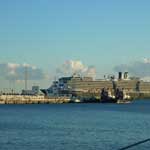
<box><xmin>0</xmin><ymin>100</ymin><xmax>150</xmax><ymax>150</ymax></box>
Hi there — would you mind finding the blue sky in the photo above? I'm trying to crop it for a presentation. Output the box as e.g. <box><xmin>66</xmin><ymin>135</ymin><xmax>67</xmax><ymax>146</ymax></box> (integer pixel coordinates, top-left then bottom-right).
<box><xmin>0</xmin><ymin>0</ymin><xmax>150</xmax><ymax>90</ymax></box>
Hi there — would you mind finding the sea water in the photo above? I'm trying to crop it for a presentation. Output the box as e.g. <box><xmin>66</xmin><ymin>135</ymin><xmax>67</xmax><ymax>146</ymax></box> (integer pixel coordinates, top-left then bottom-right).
<box><xmin>0</xmin><ymin>100</ymin><xmax>150</xmax><ymax>150</ymax></box>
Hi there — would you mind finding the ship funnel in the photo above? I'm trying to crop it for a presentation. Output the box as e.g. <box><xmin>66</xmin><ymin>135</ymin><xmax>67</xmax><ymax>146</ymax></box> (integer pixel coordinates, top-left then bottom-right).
<box><xmin>124</xmin><ymin>72</ymin><xmax>128</xmax><ymax>79</ymax></box>
<box><xmin>118</xmin><ymin>72</ymin><xmax>122</xmax><ymax>80</ymax></box>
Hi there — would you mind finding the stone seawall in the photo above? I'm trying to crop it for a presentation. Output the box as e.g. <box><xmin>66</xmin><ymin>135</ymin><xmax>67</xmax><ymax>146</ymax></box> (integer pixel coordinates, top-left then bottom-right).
<box><xmin>0</xmin><ymin>95</ymin><xmax>71</xmax><ymax>104</ymax></box>
<box><xmin>128</xmin><ymin>92</ymin><xmax>150</xmax><ymax>99</ymax></box>
<box><xmin>0</xmin><ymin>92</ymin><xmax>150</xmax><ymax>104</ymax></box>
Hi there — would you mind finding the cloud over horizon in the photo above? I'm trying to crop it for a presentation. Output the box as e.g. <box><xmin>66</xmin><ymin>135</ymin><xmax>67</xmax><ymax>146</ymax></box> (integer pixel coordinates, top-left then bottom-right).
<box><xmin>114</xmin><ymin>58</ymin><xmax>150</xmax><ymax>80</ymax></box>
<box><xmin>0</xmin><ymin>62</ymin><xmax>46</xmax><ymax>81</ymax></box>
<box><xmin>56</xmin><ymin>60</ymin><xmax>96</xmax><ymax>78</ymax></box>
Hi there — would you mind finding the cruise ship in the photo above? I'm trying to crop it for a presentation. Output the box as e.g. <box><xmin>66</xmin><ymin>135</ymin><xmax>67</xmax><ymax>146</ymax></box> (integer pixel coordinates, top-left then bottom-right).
<box><xmin>41</xmin><ymin>72</ymin><xmax>150</xmax><ymax>99</ymax></box>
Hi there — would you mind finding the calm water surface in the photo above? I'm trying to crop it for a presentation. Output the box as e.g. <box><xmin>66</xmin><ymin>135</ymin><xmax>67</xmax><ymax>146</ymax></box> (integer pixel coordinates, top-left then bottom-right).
<box><xmin>0</xmin><ymin>100</ymin><xmax>150</xmax><ymax>150</ymax></box>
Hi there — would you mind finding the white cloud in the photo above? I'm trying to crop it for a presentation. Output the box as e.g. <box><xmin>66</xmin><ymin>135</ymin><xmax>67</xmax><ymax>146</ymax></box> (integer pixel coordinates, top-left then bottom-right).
<box><xmin>114</xmin><ymin>58</ymin><xmax>150</xmax><ymax>80</ymax></box>
<box><xmin>8</xmin><ymin>63</ymin><xmax>20</xmax><ymax>69</ymax></box>
<box><xmin>144</xmin><ymin>58</ymin><xmax>150</xmax><ymax>64</ymax></box>
<box><xmin>56</xmin><ymin>60</ymin><xmax>96</xmax><ymax>78</ymax></box>
<box><xmin>7</xmin><ymin>63</ymin><xmax>20</xmax><ymax>75</ymax></box>
<box><xmin>0</xmin><ymin>62</ymin><xmax>46</xmax><ymax>81</ymax></box>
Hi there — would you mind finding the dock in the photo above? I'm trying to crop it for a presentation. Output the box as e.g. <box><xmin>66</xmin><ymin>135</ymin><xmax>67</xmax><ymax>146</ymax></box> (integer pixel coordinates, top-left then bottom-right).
<box><xmin>0</xmin><ymin>95</ymin><xmax>71</xmax><ymax>104</ymax></box>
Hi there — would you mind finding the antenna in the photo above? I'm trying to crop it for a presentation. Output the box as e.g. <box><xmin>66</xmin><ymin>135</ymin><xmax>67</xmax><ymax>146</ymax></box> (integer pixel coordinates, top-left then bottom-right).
<box><xmin>25</xmin><ymin>66</ymin><xmax>28</xmax><ymax>90</ymax></box>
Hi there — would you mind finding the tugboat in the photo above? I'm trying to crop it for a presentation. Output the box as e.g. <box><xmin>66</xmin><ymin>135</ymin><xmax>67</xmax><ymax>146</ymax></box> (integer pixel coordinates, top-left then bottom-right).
<box><xmin>116</xmin><ymin>88</ymin><xmax>131</xmax><ymax>104</ymax></box>
<box><xmin>100</xmin><ymin>88</ymin><xmax>117</xmax><ymax>103</ymax></box>
<box><xmin>100</xmin><ymin>88</ymin><xmax>131</xmax><ymax>104</ymax></box>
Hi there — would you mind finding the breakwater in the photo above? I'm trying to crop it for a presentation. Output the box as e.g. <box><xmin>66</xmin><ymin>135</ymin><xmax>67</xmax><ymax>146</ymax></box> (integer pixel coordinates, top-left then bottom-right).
<box><xmin>0</xmin><ymin>91</ymin><xmax>150</xmax><ymax>104</ymax></box>
<box><xmin>0</xmin><ymin>95</ymin><xmax>70</xmax><ymax>104</ymax></box>
<box><xmin>128</xmin><ymin>91</ymin><xmax>150</xmax><ymax>99</ymax></box>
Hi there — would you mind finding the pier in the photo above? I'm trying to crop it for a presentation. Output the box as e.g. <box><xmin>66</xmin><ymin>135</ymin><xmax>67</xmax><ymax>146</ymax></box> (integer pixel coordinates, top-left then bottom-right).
<box><xmin>0</xmin><ymin>95</ymin><xmax>71</xmax><ymax>104</ymax></box>
<box><xmin>0</xmin><ymin>91</ymin><xmax>150</xmax><ymax>104</ymax></box>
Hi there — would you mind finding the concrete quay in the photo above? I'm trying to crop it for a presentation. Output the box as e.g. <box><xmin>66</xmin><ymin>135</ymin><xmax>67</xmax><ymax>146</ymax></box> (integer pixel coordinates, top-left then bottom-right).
<box><xmin>0</xmin><ymin>95</ymin><xmax>71</xmax><ymax>104</ymax></box>
<box><xmin>0</xmin><ymin>91</ymin><xmax>150</xmax><ymax>104</ymax></box>
<box><xmin>128</xmin><ymin>91</ymin><xmax>150</xmax><ymax>99</ymax></box>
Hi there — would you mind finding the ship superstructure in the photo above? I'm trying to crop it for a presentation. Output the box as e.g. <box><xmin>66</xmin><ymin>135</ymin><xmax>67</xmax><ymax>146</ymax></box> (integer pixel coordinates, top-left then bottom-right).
<box><xmin>41</xmin><ymin>72</ymin><xmax>150</xmax><ymax>99</ymax></box>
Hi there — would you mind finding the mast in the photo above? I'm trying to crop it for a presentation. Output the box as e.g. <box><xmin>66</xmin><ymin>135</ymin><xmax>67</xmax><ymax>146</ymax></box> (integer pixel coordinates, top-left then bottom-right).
<box><xmin>25</xmin><ymin>66</ymin><xmax>28</xmax><ymax>90</ymax></box>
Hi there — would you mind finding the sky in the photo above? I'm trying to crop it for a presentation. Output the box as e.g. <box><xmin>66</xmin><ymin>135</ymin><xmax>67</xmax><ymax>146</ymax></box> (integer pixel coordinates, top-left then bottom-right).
<box><xmin>0</xmin><ymin>0</ymin><xmax>150</xmax><ymax>91</ymax></box>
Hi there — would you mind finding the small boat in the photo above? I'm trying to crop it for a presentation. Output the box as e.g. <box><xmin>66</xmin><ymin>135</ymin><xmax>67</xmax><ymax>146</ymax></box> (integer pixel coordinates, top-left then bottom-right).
<box><xmin>74</xmin><ymin>99</ymin><xmax>81</xmax><ymax>103</ymax></box>
<box><xmin>117</xmin><ymin>99</ymin><xmax>131</xmax><ymax>104</ymax></box>
<box><xmin>69</xmin><ymin>97</ymin><xmax>82</xmax><ymax>103</ymax></box>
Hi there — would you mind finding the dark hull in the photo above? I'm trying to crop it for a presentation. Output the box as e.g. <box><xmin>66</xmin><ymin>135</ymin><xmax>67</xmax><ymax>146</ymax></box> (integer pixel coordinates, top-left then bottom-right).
<box><xmin>101</xmin><ymin>98</ymin><xmax>118</xmax><ymax>103</ymax></box>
